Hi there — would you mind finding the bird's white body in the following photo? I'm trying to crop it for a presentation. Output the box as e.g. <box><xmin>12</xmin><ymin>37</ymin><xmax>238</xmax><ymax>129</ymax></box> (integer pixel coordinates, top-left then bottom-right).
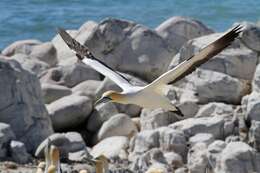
<box><xmin>58</xmin><ymin>25</ymin><xmax>242</xmax><ymax>115</ymax></box>
<box><xmin>118</xmin><ymin>86</ymin><xmax>176</xmax><ymax>111</ymax></box>
<box><xmin>80</xmin><ymin>57</ymin><xmax>180</xmax><ymax>112</ymax></box>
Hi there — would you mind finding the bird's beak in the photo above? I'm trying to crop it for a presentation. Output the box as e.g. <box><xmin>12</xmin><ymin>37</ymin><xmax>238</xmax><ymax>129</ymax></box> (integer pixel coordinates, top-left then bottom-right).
<box><xmin>94</xmin><ymin>97</ymin><xmax>111</xmax><ymax>105</ymax></box>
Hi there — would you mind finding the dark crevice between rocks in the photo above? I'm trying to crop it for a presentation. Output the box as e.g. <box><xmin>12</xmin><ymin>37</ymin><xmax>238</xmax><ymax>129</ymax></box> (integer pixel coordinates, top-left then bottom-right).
<box><xmin>51</xmin><ymin>69</ymin><xmax>63</xmax><ymax>82</ymax></box>
<box><xmin>54</xmin><ymin>117</ymin><xmax>94</xmax><ymax>147</ymax></box>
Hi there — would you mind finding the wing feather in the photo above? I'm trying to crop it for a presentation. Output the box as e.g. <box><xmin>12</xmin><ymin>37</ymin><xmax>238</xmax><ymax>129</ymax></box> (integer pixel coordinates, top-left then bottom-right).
<box><xmin>82</xmin><ymin>58</ymin><xmax>133</xmax><ymax>91</ymax></box>
<box><xmin>57</xmin><ymin>28</ymin><xmax>133</xmax><ymax>91</ymax></box>
<box><xmin>148</xmin><ymin>25</ymin><xmax>242</xmax><ymax>88</ymax></box>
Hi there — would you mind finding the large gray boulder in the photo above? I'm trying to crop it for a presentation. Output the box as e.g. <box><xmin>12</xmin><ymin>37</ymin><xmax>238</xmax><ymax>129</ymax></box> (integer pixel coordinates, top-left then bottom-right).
<box><xmin>208</xmin><ymin>141</ymin><xmax>259</xmax><ymax>173</ymax></box>
<box><xmin>177</xmin><ymin>99</ymin><xmax>199</xmax><ymax>118</ymax></box>
<box><xmin>35</xmin><ymin>132</ymin><xmax>88</xmax><ymax>159</ymax></box>
<box><xmin>47</xmin><ymin>94</ymin><xmax>93</xmax><ymax>131</ymax></box>
<box><xmin>140</xmin><ymin>108</ymin><xmax>179</xmax><ymax>130</ymax></box>
<box><xmin>10</xmin><ymin>140</ymin><xmax>31</xmax><ymax>164</ymax></box>
<box><xmin>130</xmin><ymin>148</ymin><xmax>171</xmax><ymax>173</ymax></box>
<box><xmin>252</xmin><ymin>63</ymin><xmax>260</xmax><ymax>92</ymax></box>
<box><xmin>195</xmin><ymin>102</ymin><xmax>234</xmax><ymax>117</ymax></box>
<box><xmin>86</xmin><ymin>102</ymin><xmax>119</xmax><ymax>132</ymax></box>
<box><xmin>156</xmin><ymin>16</ymin><xmax>213</xmax><ymax>52</ymax></box>
<box><xmin>94</xmin><ymin>113</ymin><xmax>137</xmax><ymax>142</ymax></box>
<box><xmin>3</xmin><ymin>40</ymin><xmax>57</xmax><ymax>68</ymax></box>
<box><xmin>195</xmin><ymin>104</ymin><xmax>238</xmax><ymax>138</ymax></box>
<box><xmin>130</xmin><ymin>130</ymin><xmax>160</xmax><ymax>155</ymax></box>
<box><xmin>0</xmin><ymin>59</ymin><xmax>53</xmax><ymax>152</ymax></box>
<box><xmin>240</xmin><ymin>22</ymin><xmax>260</xmax><ymax>52</ymax></box>
<box><xmin>10</xmin><ymin>53</ymin><xmax>50</xmax><ymax>76</ymax></box>
<box><xmin>158</xmin><ymin>127</ymin><xmax>187</xmax><ymax>158</ymax></box>
<box><xmin>206</xmin><ymin>140</ymin><xmax>226</xmax><ymax>171</ymax></box>
<box><xmin>0</xmin><ymin>123</ymin><xmax>15</xmax><ymax>158</ymax></box>
<box><xmin>172</xmin><ymin>86</ymin><xmax>200</xmax><ymax>118</ymax></box>
<box><xmin>183</xmin><ymin>69</ymin><xmax>250</xmax><ymax>104</ymax></box>
<box><xmin>40</xmin><ymin>63</ymin><xmax>100</xmax><ymax>88</ymax></box>
<box><xmin>249</xmin><ymin>120</ymin><xmax>260</xmax><ymax>151</ymax></box>
<box><xmin>245</xmin><ymin>92</ymin><xmax>260</xmax><ymax>121</ymax></box>
<box><xmin>115</xmin><ymin>103</ymin><xmax>142</xmax><ymax>117</ymax></box>
<box><xmin>170</xmin><ymin>116</ymin><xmax>225</xmax><ymax>139</ymax></box>
<box><xmin>187</xmin><ymin>143</ymin><xmax>208</xmax><ymax>173</ymax></box>
<box><xmin>156</xmin><ymin>16</ymin><xmax>214</xmax><ymax>41</ymax></box>
<box><xmin>41</xmin><ymin>83</ymin><xmax>72</xmax><ymax>104</ymax></box>
<box><xmin>2</xmin><ymin>39</ymin><xmax>42</xmax><ymax>56</ymax></box>
<box><xmin>72</xmin><ymin>80</ymin><xmax>102</xmax><ymax>98</ymax></box>
<box><xmin>130</xmin><ymin>127</ymin><xmax>187</xmax><ymax>160</ymax></box>
<box><xmin>164</xmin><ymin>152</ymin><xmax>184</xmax><ymax>170</ymax></box>
<box><xmin>29</xmin><ymin>42</ymin><xmax>57</xmax><ymax>67</ymax></box>
<box><xmin>90</xmin><ymin>136</ymin><xmax>129</xmax><ymax>159</ymax></box>
<box><xmin>188</xmin><ymin>133</ymin><xmax>215</xmax><ymax>147</ymax></box>
<box><xmin>85</xmin><ymin>18</ymin><xmax>175</xmax><ymax>81</ymax></box>
<box><xmin>76</xmin><ymin>21</ymin><xmax>98</xmax><ymax>46</ymax></box>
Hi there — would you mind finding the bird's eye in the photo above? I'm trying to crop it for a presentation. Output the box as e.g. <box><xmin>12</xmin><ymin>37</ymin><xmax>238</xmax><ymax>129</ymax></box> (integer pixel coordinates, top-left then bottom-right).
<box><xmin>103</xmin><ymin>96</ymin><xmax>112</xmax><ymax>100</ymax></box>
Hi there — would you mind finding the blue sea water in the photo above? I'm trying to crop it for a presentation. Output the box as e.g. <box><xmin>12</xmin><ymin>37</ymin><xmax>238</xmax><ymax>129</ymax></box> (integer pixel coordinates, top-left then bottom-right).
<box><xmin>0</xmin><ymin>0</ymin><xmax>260</xmax><ymax>50</ymax></box>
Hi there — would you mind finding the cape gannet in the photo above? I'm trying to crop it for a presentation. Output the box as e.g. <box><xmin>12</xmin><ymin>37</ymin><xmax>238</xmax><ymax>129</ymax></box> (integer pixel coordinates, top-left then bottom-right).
<box><xmin>49</xmin><ymin>145</ymin><xmax>62</xmax><ymax>173</ymax></box>
<box><xmin>94</xmin><ymin>155</ymin><xmax>109</xmax><ymax>173</ymax></box>
<box><xmin>47</xmin><ymin>165</ymin><xmax>57</xmax><ymax>173</ymax></box>
<box><xmin>43</xmin><ymin>139</ymin><xmax>62</xmax><ymax>173</ymax></box>
<box><xmin>58</xmin><ymin>25</ymin><xmax>242</xmax><ymax>116</ymax></box>
<box><xmin>44</xmin><ymin>139</ymin><xmax>51</xmax><ymax>173</ymax></box>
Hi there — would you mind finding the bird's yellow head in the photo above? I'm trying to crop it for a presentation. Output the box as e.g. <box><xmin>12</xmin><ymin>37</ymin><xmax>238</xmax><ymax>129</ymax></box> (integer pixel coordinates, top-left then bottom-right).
<box><xmin>95</xmin><ymin>91</ymin><xmax>122</xmax><ymax>105</ymax></box>
<box><xmin>95</xmin><ymin>154</ymin><xmax>109</xmax><ymax>163</ymax></box>
<box><xmin>47</xmin><ymin>165</ymin><xmax>56</xmax><ymax>173</ymax></box>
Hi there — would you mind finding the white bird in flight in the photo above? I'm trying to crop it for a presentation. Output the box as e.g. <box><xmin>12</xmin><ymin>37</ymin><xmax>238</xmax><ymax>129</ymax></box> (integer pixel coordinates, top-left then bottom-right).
<box><xmin>58</xmin><ymin>25</ymin><xmax>242</xmax><ymax>116</ymax></box>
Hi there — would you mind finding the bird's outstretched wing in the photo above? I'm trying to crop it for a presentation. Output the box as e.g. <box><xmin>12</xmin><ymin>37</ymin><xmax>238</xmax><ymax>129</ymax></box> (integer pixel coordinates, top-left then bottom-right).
<box><xmin>148</xmin><ymin>25</ymin><xmax>242</xmax><ymax>89</ymax></box>
<box><xmin>57</xmin><ymin>28</ymin><xmax>133</xmax><ymax>91</ymax></box>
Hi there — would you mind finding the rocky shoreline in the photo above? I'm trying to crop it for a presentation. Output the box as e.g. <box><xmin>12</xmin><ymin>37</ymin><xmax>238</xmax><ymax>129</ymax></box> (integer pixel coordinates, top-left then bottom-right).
<box><xmin>0</xmin><ymin>16</ymin><xmax>260</xmax><ymax>173</ymax></box>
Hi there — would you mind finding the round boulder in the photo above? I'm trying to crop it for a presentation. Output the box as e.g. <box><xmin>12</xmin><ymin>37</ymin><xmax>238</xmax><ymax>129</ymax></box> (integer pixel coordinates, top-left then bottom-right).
<box><xmin>2</xmin><ymin>39</ymin><xmax>42</xmax><ymax>56</ymax></box>
<box><xmin>94</xmin><ymin>113</ymin><xmax>138</xmax><ymax>143</ymax></box>
<box><xmin>35</xmin><ymin>132</ymin><xmax>87</xmax><ymax>159</ymax></box>
<box><xmin>90</xmin><ymin>136</ymin><xmax>129</xmax><ymax>159</ymax></box>
<box><xmin>156</xmin><ymin>16</ymin><xmax>214</xmax><ymax>52</ymax></box>
<box><xmin>40</xmin><ymin>63</ymin><xmax>100</xmax><ymax>88</ymax></box>
<box><xmin>41</xmin><ymin>83</ymin><xmax>72</xmax><ymax>104</ymax></box>
<box><xmin>0</xmin><ymin>59</ymin><xmax>53</xmax><ymax>153</ymax></box>
<box><xmin>47</xmin><ymin>94</ymin><xmax>93</xmax><ymax>131</ymax></box>
<box><xmin>240</xmin><ymin>22</ymin><xmax>260</xmax><ymax>52</ymax></box>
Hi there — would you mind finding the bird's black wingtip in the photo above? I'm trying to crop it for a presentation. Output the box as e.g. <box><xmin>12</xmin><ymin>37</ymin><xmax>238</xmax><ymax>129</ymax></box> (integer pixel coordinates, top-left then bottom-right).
<box><xmin>231</xmin><ymin>24</ymin><xmax>244</xmax><ymax>34</ymax></box>
<box><xmin>56</xmin><ymin>27</ymin><xmax>75</xmax><ymax>43</ymax></box>
<box><xmin>56</xmin><ymin>27</ymin><xmax>66</xmax><ymax>36</ymax></box>
<box><xmin>76</xmin><ymin>53</ymin><xmax>84</xmax><ymax>60</ymax></box>
<box><xmin>57</xmin><ymin>26</ymin><xmax>66</xmax><ymax>32</ymax></box>
<box><xmin>170</xmin><ymin>106</ymin><xmax>184</xmax><ymax>117</ymax></box>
